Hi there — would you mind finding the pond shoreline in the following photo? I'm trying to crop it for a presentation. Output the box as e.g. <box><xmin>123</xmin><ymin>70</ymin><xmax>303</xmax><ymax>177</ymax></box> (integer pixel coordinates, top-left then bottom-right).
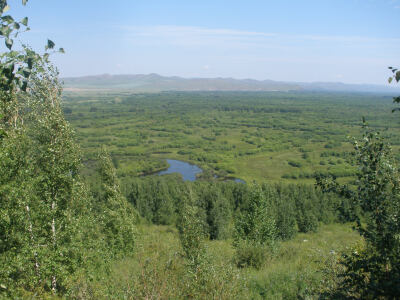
<box><xmin>157</xmin><ymin>159</ymin><xmax>202</xmax><ymax>181</ymax></box>
<box><xmin>139</xmin><ymin>166</ymin><xmax>169</xmax><ymax>177</ymax></box>
<box><xmin>140</xmin><ymin>159</ymin><xmax>245</xmax><ymax>183</ymax></box>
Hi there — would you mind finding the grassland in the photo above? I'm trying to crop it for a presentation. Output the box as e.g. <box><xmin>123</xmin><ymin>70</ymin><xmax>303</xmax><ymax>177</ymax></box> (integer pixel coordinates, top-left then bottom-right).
<box><xmin>63</xmin><ymin>91</ymin><xmax>400</xmax><ymax>183</ymax></box>
<box><xmin>82</xmin><ymin>223</ymin><xmax>360</xmax><ymax>299</ymax></box>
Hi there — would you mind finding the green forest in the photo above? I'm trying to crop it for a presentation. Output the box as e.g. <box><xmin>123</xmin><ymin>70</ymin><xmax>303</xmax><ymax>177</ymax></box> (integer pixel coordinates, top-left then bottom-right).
<box><xmin>2</xmin><ymin>1</ymin><xmax>400</xmax><ymax>299</ymax></box>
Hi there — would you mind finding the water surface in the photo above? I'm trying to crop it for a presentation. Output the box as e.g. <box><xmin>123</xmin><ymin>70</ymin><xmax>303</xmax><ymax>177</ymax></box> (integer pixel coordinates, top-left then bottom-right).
<box><xmin>157</xmin><ymin>159</ymin><xmax>202</xmax><ymax>181</ymax></box>
<box><xmin>234</xmin><ymin>178</ymin><xmax>246</xmax><ymax>183</ymax></box>
<box><xmin>156</xmin><ymin>159</ymin><xmax>245</xmax><ymax>183</ymax></box>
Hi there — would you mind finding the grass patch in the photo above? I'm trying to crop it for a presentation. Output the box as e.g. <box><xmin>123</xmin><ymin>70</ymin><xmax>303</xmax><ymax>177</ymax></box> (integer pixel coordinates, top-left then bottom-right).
<box><xmin>77</xmin><ymin>223</ymin><xmax>360</xmax><ymax>299</ymax></box>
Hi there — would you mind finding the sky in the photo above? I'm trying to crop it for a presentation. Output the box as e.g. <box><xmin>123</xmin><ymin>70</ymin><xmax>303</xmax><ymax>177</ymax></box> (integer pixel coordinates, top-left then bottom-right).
<box><xmin>7</xmin><ymin>0</ymin><xmax>400</xmax><ymax>84</ymax></box>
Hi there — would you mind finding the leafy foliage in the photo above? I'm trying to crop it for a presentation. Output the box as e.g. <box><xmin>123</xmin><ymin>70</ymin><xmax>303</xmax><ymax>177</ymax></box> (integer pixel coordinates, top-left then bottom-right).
<box><xmin>96</xmin><ymin>147</ymin><xmax>137</xmax><ymax>258</ymax></box>
<box><xmin>0</xmin><ymin>3</ymin><xmax>137</xmax><ymax>297</ymax></box>
<box><xmin>233</xmin><ymin>185</ymin><xmax>277</xmax><ymax>268</ymax></box>
<box><xmin>234</xmin><ymin>185</ymin><xmax>277</xmax><ymax>246</ymax></box>
<box><xmin>177</xmin><ymin>187</ymin><xmax>206</xmax><ymax>267</ymax></box>
<box><xmin>317</xmin><ymin>123</ymin><xmax>400</xmax><ymax>298</ymax></box>
<box><xmin>0</xmin><ymin>53</ymin><xmax>89</xmax><ymax>296</ymax></box>
<box><xmin>388</xmin><ymin>66</ymin><xmax>400</xmax><ymax>112</ymax></box>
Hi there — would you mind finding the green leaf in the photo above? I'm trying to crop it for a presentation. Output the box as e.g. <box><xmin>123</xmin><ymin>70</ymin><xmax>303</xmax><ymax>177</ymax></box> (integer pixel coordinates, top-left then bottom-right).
<box><xmin>5</xmin><ymin>37</ymin><xmax>12</xmax><ymax>50</ymax></box>
<box><xmin>2</xmin><ymin>5</ymin><xmax>10</xmax><ymax>13</ymax></box>
<box><xmin>388</xmin><ymin>77</ymin><xmax>393</xmax><ymax>84</ymax></box>
<box><xmin>59</xmin><ymin>47</ymin><xmax>65</xmax><ymax>53</ymax></box>
<box><xmin>22</xmin><ymin>0</ymin><xmax>28</xmax><ymax>5</ymax></box>
<box><xmin>20</xmin><ymin>17</ymin><xmax>28</xmax><ymax>26</ymax></box>
<box><xmin>1</xmin><ymin>15</ymin><xmax>14</xmax><ymax>24</ymax></box>
<box><xmin>0</xmin><ymin>128</ymin><xmax>7</xmax><ymax>139</ymax></box>
<box><xmin>395</xmin><ymin>71</ymin><xmax>400</xmax><ymax>82</ymax></box>
<box><xmin>1</xmin><ymin>25</ymin><xmax>12</xmax><ymax>37</ymax></box>
<box><xmin>46</xmin><ymin>39</ymin><xmax>55</xmax><ymax>50</ymax></box>
<box><xmin>21</xmin><ymin>68</ymin><xmax>30</xmax><ymax>78</ymax></box>
<box><xmin>26</xmin><ymin>57</ymin><xmax>33</xmax><ymax>69</ymax></box>
<box><xmin>13</xmin><ymin>22</ymin><xmax>20</xmax><ymax>30</ymax></box>
<box><xmin>20</xmin><ymin>79</ymin><xmax>27</xmax><ymax>91</ymax></box>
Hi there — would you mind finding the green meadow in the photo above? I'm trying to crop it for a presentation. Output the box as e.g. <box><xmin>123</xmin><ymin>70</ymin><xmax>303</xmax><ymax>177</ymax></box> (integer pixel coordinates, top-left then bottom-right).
<box><xmin>79</xmin><ymin>223</ymin><xmax>361</xmax><ymax>299</ymax></box>
<box><xmin>63</xmin><ymin>91</ymin><xmax>400</xmax><ymax>183</ymax></box>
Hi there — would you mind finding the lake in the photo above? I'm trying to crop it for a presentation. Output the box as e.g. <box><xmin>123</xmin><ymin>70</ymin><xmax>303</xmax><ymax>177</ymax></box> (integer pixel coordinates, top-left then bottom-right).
<box><xmin>157</xmin><ymin>159</ymin><xmax>245</xmax><ymax>183</ymax></box>
<box><xmin>157</xmin><ymin>159</ymin><xmax>202</xmax><ymax>181</ymax></box>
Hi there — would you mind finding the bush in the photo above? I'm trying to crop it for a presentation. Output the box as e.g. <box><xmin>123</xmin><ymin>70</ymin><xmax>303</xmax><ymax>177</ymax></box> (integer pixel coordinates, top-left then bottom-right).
<box><xmin>177</xmin><ymin>191</ymin><xmax>206</xmax><ymax>267</ymax></box>
<box><xmin>234</xmin><ymin>240</ymin><xmax>270</xmax><ymax>269</ymax></box>
<box><xmin>317</xmin><ymin>124</ymin><xmax>400</xmax><ymax>297</ymax></box>
<box><xmin>296</xmin><ymin>211</ymin><xmax>318</xmax><ymax>233</ymax></box>
<box><xmin>233</xmin><ymin>185</ymin><xmax>277</xmax><ymax>268</ymax></box>
<box><xmin>288</xmin><ymin>160</ymin><xmax>302</xmax><ymax>168</ymax></box>
<box><xmin>275</xmin><ymin>204</ymin><xmax>297</xmax><ymax>240</ymax></box>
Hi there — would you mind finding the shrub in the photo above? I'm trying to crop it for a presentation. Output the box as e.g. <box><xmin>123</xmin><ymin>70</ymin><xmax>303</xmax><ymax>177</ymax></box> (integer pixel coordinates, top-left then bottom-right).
<box><xmin>234</xmin><ymin>240</ymin><xmax>270</xmax><ymax>269</ymax></box>
<box><xmin>233</xmin><ymin>185</ymin><xmax>277</xmax><ymax>268</ymax></box>
<box><xmin>288</xmin><ymin>160</ymin><xmax>302</xmax><ymax>168</ymax></box>
<box><xmin>296</xmin><ymin>211</ymin><xmax>318</xmax><ymax>233</ymax></box>
<box><xmin>177</xmin><ymin>189</ymin><xmax>206</xmax><ymax>267</ymax></box>
<box><xmin>317</xmin><ymin>124</ymin><xmax>400</xmax><ymax>298</ymax></box>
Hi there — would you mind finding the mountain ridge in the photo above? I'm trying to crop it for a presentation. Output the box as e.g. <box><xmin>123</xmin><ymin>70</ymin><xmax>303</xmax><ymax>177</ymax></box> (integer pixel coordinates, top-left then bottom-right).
<box><xmin>62</xmin><ymin>73</ymin><xmax>400</xmax><ymax>93</ymax></box>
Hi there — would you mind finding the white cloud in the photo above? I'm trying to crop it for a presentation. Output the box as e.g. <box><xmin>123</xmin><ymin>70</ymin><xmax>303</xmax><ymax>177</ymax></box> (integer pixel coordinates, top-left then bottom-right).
<box><xmin>121</xmin><ymin>25</ymin><xmax>277</xmax><ymax>48</ymax></box>
<box><xmin>108</xmin><ymin>25</ymin><xmax>399</xmax><ymax>84</ymax></box>
<box><xmin>121</xmin><ymin>25</ymin><xmax>400</xmax><ymax>48</ymax></box>
<box><xmin>125</xmin><ymin>25</ymin><xmax>276</xmax><ymax>38</ymax></box>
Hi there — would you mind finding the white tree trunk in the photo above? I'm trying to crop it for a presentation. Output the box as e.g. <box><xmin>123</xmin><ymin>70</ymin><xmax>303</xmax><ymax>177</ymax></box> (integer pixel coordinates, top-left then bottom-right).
<box><xmin>51</xmin><ymin>201</ymin><xmax>57</xmax><ymax>293</ymax></box>
<box><xmin>25</xmin><ymin>205</ymin><xmax>41</xmax><ymax>281</ymax></box>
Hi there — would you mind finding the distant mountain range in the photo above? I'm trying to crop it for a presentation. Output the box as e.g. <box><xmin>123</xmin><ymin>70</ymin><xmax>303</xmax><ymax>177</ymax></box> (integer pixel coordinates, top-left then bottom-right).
<box><xmin>62</xmin><ymin>73</ymin><xmax>400</xmax><ymax>93</ymax></box>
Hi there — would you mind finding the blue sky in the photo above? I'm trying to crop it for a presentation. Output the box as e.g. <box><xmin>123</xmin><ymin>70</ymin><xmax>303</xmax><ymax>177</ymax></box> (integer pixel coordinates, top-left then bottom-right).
<box><xmin>8</xmin><ymin>0</ymin><xmax>400</xmax><ymax>84</ymax></box>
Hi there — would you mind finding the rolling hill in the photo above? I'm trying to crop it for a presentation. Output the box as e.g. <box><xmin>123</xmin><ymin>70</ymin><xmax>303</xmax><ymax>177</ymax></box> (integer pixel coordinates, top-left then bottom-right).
<box><xmin>62</xmin><ymin>73</ymin><xmax>400</xmax><ymax>93</ymax></box>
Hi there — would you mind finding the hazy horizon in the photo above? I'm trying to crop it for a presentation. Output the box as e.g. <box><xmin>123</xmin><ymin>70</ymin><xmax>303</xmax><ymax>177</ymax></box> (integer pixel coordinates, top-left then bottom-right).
<box><xmin>62</xmin><ymin>72</ymin><xmax>400</xmax><ymax>88</ymax></box>
<box><xmin>9</xmin><ymin>0</ymin><xmax>400</xmax><ymax>85</ymax></box>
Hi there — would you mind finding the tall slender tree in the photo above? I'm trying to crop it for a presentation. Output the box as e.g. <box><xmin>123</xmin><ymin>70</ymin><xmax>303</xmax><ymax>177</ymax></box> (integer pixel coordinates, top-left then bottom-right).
<box><xmin>0</xmin><ymin>2</ymin><xmax>118</xmax><ymax>296</ymax></box>
<box><xmin>96</xmin><ymin>147</ymin><xmax>137</xmax><ymax>258</ymax></box>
